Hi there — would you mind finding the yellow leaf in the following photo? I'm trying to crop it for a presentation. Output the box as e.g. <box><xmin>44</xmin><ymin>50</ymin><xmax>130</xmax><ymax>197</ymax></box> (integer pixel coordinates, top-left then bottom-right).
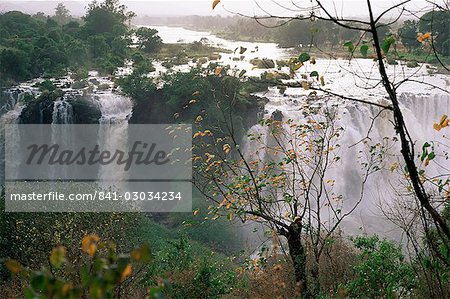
<box><xmin>82</xmin><ymin>234</ymin><xmax>100</xmax><ymax>257</ymax></box>
<box><xmin>195</xmin><ymin>115</ymin><xmax>203</xmax><ymax>123</ymax></box>
<box><xmin>5</xmin><ymin>259</ymin><xmax>22</xmax><ymax>274</ymax></box>
<box><xmin>50</xmin><ymin>246</ymin><xmax>66</xmax><ymax>268</ymax></box>
<box><xmin>433</xmin><ymin>123</ymin><xmax>442</xmax><ymax>131</ymax></box>
<box><xmin>62</xmin><ymin>283</ymin><xmax>73</xmax><ymax>295</ymax></box>
<box><xmin>212</xmin><ymin>0</ymin><xmax>221</xmax><ymax>10</ymax></box>
<box><xmin>443</xmin><ymin>118</ymin><xmax>449</xmax><ymax>128</ymax></box>
<box><xmin>173</xmin><ymin>112</ymin><xmax>180</xmax><ymax>119</ymax></box>
<box><xmin>302</xmin><ymin>81</ymin><xmax>309</xmax><ymax>90</ymax></box>
<box><xmin>439</xmin><ymin>115</ymin><xmax>448</xmax><ymax>127</ymax></box>
<box><xmin>121</xmin><ymin>264</ymin><xmax>132</xmax><ymax>282</ymax></box>
<box><xmin>293</xmin><ymin>62</ymin><xmax>303</xmax><ymax>71</ymax></box>
<box><xmin>214</xmin><ymin>66</ymin><xmax>223</xmax><ymax>76</ymax></box>
<box><xmin>310</xmin><ymin>57</ymin><xmax>316</xmax><ymax>64</ymax></box>
<box><xmin>417</xmin><ymin>32</ymin><xmax>431</xmax><ymax>43</ymax></box>
<box><xmin>205</xmin><ymin>153</ymin><xmax>215</xmax><ymax>163</ymax></box>
<box><xmin>424</xmin><ymin>158</ymin><xmax>429</xmax><ymax>167</ymax></box>
<box><xmin>389</xmin><ymin>162</ymin><xmax>399</xmax><ymax>172</ymax></box>
<box><xmin>189</xmin><ymin>99</ymin><xmax>197</xmax><ymax>104</ymax></box>
<box><xmin>320</xmin><ymin>76</ymin><xmax>325</xmax><ymax>86</ymax></box>
<box><xmin>223</xmin><ymin>143</ymin><xmax>231</xmax><ymax>154</ymax></box>
<box><xmin>131</xmin><ymin>249</ymin><xmax>141</xmax><ymax>261</ymax></box>
<box><xmin>422</xmin><ymin>32</ymin><xmax>431</xmax><ymax>40</ymax></box>
<box><xmin>192</xmin><ymin>91</ymin><xmax>200</xmax><ymax>96</ymax></box>
<box><xmin>193</xmin><ymin>208</ymin><xmax>200</xmax><ymax>216</ymax></box>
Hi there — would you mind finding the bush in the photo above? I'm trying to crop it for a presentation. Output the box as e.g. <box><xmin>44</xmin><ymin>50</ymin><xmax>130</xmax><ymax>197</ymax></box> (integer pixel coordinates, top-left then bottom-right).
<box><xmin>346</xmin><ymin>235</ymin><xmax>416</xmax><ymax>298</ymax></box>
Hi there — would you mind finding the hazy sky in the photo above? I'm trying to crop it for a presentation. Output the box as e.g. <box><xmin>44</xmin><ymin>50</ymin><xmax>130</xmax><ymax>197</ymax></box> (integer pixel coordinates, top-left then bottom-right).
<box><xmin>0</xmin><ymin>0</ymin><xmax>435</xmax><ymax>18</ymax></box>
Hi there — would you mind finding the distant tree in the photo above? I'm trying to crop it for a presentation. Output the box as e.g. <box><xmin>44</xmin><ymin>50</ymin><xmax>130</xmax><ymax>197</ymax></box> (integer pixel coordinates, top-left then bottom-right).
<box><xmin>419</xmin><ymin>10</ymin><xmax>450</xmax><ymax>55</ymax></box>
<box><xmin>135</xmin><ymin>27</ymin><xmax>163</xmax><ymax>53</ymax></box>
<box><xmin>0</xmin><ymin>48</ymin><xmax>30</xmax><ymax>80</ymax></box>
<box><xmin>53</xmin><ymin>3</ymin><xmax>71</xmax><ymax>25</ymax></box>
<box><xmin>399</xmin><ymin>20</ymin><xmax>420</xmax><ymax>52</ymax></box>
<box><xmin>33</xmin><ymin>11</ymin><xmax>47</xmax><ymax>22</ymax></box>
<box><xmin>83</xmin><ymin>0</ymin><xmax>128</xmax><ymax>36</ymax></box>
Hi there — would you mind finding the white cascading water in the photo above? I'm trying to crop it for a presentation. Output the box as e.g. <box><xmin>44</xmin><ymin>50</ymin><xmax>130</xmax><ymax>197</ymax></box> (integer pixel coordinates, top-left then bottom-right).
<box><xmin>0</xmin><ymin>91</ymin><xmax>26</xmax><ymax>181</ymax></box>
<box><xmin>52</xmin><ymin>98</ymin><xmax>74</xmax><ymax>124</ymax></box>
<box><xmin>50</xmin><ymin>97</ymin><xmax>75</xmax><ymax>179</ymax></box>
<box><xmin>94</xmin><ymin>92</ymin><xmax>133</xmax><ymax>187</ymax></box>
<box><xmin>242</xmin><ymin>86</ymin><xmax>449</xmax><ymax>238</ymax></box>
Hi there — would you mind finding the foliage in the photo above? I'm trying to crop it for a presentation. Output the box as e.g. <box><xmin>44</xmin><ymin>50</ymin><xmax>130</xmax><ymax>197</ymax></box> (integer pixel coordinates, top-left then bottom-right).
<box><xmin>135</xmin><ymin>27</ymin><xmax>163</xmax><ymax>53</ymax></box>
<box><xmin>419</xmin><ymin>10</ymin><xmax>450</xmax><ymax>56</ymax></box>
<box><xmin>53</xmin><ymin>3</ymin><xmax>73</xmax><ymax>25</ymax></box>
<box><xmin>144</xmin><ymin>235</ymin><xmax>237</xmax><ymax>299</ymax></box>
<box><xmin>347</xmin><ymin>236</ymin><xmax>417</xmax><ymax>298</ymax></box>
<box><xmin>4</xmin><ymin>234</ymin><xmax>155</xmax><ymax>299</ymax></box>
<box><xmin>399</xmin><ymin>20</ymin><xmax>420</xmax><ymax>52</ymax></box>
<box><xmin>0</xmin><ymin>0</ymin><xmax>137</xmax><ymax>86</ymax></box>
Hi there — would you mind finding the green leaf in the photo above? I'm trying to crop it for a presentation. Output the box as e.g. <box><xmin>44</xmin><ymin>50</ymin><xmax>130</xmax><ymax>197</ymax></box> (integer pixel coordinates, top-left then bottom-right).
<box><xmin>31</xmin><ymin>272</ymin><xmax>47</xmax><ymax>292</ymax></box>
<box><xmin>49</xmin><ymin>246</ymin><xmax>66</xmax><ymax>269</ymax></box>
<box><xmin>310</xmin><ymin>71</ymin><xmax>319</xmax><ymax>78</ymax></box>
<box><xmin>421</xmin><ymin>150</ymin><xmax>428</xmax><ymax>162</ymax></box>
<box><xmin>428</xmin><ymin>152</ymin><xmax>435</xmax><ymax>160</ymax></box>
<box><xmin>343</xmin><ymin>41</ymin><xmax>353</xmax><ymax>47</ymax></box>
<box><xmin>381</xmin><ymin>35</ymin><xmax>395</xmax><ymax>54</ymax></box>
<box><xmin>343</xmin><ymin>41</ymin><xmax>354</xmax><ymax>52</ymax></box>
<box><xmin>360</xmin><ymin>45</ymin><xmax>369</xmax><ymax>57</ymax></box>
<box><xmin>239</xmin><ymin>69</ymin><xmax>247</xmax><ymax>78</ymax></box>
<box><xmin>23</xmin><ymin>288</ymin><xmax>35</xmax><ymax>299</ymax></box>
<box><xmin>298</xmin><ymin>53</ymin><xmax>310</xmax><ymax>63</ymax></box>
<box><xmin>239</xmin><ymin>46</ymin><xmax>247</xmax><ymax>54</ymax></box>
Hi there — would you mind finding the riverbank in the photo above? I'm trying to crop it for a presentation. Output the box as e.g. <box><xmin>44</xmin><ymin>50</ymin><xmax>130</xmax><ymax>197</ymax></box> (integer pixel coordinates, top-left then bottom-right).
<box><xmin>142</xmin><ymin>23</ymin><xmax>449</xmax><ymax>72</ymax></box>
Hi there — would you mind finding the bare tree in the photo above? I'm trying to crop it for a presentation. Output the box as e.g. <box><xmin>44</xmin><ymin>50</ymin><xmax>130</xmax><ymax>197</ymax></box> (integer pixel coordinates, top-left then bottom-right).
<box><xmin>193</xmin><ymin>101</ymin><xmax>382</xmax><ymax>296</ymax></box>
<box><xmin>220</xmin><ymin>0</ymin><xmax>450</xmax><ymax>243</ymax></box>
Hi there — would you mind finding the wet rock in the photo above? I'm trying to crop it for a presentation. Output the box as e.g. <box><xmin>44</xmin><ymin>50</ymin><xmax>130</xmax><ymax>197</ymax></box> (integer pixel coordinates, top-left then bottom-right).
<box><xmin>89</xmin><ymin>78</ymin><xmax>100</xmax><ymax>85</ymax></box>
<box><xmin>250</xmin><ymin>58</ymin><xmax>275</xmax><ymax>69</ymax></box>
<box><xmin>71</xmin><ymin>96</ymin><xmax>102</xmax><ymax>124</ymax></box>
<box><xmin>271</xmin><ymin>109</ymin><xmax>283</xmax><ymax>121</ymax></box>
<box><xmin>209</xmin><ymin>53</ymin><xmax>222</xmax><ymax>61</ymax></box>
<box><xmin>98</xmin><ymin>83</ymin><xmax>110</xmax><ymax>91</ymax></box>
<box><xmin>72</xmin><ymin>80</ymin><xmax>87</xmax><ymax>90</ymax></box>
<box><xmin>406</xmin><ymin>61</ymin><xmax>419</xmax><ymax>68</ymax></box>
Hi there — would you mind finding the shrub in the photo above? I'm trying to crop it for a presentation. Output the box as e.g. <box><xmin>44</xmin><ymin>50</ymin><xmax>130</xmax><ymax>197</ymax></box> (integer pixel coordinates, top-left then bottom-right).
<box><xmin>347</xmin><ymin>235</ymin><xmax>416</xmax><ymax>298</ymax></box>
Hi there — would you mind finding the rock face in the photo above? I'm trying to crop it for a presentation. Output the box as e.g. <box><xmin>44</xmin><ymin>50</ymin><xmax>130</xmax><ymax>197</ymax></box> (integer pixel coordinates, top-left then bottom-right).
<box><xmin>19</xmin><ymin>91</ymin><xmax>101</xmax><ymax>124</ymax></box>
<box><xmin>271</xmin><ymin>109</ymin><xmax>283</xmax><ymax>121</ymax></box>
<box><xmin>71</xmin><ymin>96</ymin><xmax>102</xmax><ymax>124</ymax></box>
<box><xmin>250</xmin><ymin>58</ymin><xmax>275</xmax><ymax>69</ymax></box>
<box><xmin>20</xmin><ymin>91</ymin><xmax>60</xmax><ymax>124</ymax></box>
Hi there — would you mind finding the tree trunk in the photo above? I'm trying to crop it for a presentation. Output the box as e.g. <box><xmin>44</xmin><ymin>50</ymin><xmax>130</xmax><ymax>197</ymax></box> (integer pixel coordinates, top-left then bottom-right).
<box><xmin>310</xmin><ymin>260</ymin><xmax>320</xmax><ymax>297</ymax></box>
<box><xmin>366</xmin><ymin>0</ymin><xmax>450</xmax><ymax>240</ymax></box>
<box><xmin>286</xmin><ymin>222</ymin><xmax>308</xmax><ymax>298</ymax></box>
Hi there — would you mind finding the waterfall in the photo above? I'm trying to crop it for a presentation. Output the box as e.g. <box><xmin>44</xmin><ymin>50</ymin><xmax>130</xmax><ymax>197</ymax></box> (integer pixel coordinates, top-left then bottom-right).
<box><xmin>52</xmin><ymin>98</ymin><xmax>74</xmax><ymax>124</ymax></box>
<box><xmin>243</xmin><ymin>91</ymin><xmax>449</xmax><ymax>238</ymax></box>
<box><xmin>0</xmin><ymin>90</ymin><xmax>28</xmax><ymax>182</ymax></box>
<box><xmin>93</xmin><ymin>92</ymin><xmax>133</xmax><ymax>187</ymax></box>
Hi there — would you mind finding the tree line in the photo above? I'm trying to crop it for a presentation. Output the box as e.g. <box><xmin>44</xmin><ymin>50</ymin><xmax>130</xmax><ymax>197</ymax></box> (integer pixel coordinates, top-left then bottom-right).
<box><xmin>0</xmin><ymin>0</ymin><xmax>163</xmax><ymax>88</ymax></box>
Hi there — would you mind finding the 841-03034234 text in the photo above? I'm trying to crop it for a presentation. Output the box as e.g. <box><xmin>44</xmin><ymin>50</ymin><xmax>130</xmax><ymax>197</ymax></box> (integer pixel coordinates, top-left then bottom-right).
<box><xmin>8</xmin><ymin>191</ymin><xmax>184</xmax><ymax>201</ymax></box>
